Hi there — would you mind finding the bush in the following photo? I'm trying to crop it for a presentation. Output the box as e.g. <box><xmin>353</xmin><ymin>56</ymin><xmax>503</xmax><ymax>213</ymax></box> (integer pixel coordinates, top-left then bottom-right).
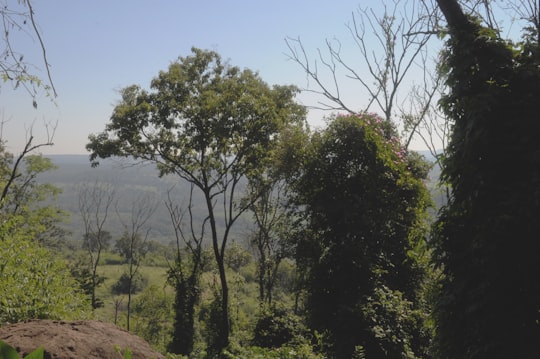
<box><xmin>252</xmin><ymin>306</ymin><xmax>308</xmax><ymax>349</ymax></box>
<box><xmin>111</xmin><ymin>272</ymin><xmax>147</xmax><ymax>295</ymax></box>
<box><xmin>0</xmin><ymin>231</ymin><xmax>90</xmax><ymax>323</ymax></box>
<box><xmin>224</xmin><ymin>343</ymin><xmax>324</xmax><ymax>359</ymax></box>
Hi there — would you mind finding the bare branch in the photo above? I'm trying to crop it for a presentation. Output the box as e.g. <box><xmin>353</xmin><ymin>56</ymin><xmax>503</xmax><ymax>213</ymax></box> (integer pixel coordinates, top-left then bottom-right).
<box><xmin>1</xmin><ymin>0</ymin><xmax>57</xmax><ymax>103</ymax></box>
<box><xmin>0</xmin><ymin>121</ymin><xmax>56</xmax><ymax>208</ymax></box>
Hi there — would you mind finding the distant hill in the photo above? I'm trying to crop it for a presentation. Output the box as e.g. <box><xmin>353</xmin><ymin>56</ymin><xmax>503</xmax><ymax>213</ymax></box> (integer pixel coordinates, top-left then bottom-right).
<box><xmin>39</xmin><ymin>152</ymin><xmax>444</xmax><ymax>244</ymax></box>
<box><xmin>39</xmin><ymin>155</ymin><xmax>252</xmax><ymax>244</ymax></box>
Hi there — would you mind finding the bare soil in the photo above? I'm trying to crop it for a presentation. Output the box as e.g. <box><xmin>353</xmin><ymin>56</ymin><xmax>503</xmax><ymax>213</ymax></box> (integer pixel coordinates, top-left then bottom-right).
<box><xmin>0</xmin><ymin>320</ymin><xmax>166</xmax><ymax>359</ymax></box>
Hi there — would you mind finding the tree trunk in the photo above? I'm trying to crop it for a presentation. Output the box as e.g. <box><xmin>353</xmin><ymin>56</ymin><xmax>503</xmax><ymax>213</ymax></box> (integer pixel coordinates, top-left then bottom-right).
<box><xmin>435</xmin><ymin>0</ymin><xmax>469</xmax><ymax>31</ymax></box>
<box><xmin>206</xmin><ymin>190</ymin><xmax>230</xmax><ymax>352</ymax></box>
<box><xmin>217</xmin><ymin>253</ymin><xmax>229</xmax><ymax>347</ymax></box>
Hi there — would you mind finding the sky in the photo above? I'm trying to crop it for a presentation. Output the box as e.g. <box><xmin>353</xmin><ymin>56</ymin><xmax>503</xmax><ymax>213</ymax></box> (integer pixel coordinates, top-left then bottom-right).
<box><xmin>1</xmin><ymin>0</ymin><xmax>427</xmax><ymax>155</ymax></box>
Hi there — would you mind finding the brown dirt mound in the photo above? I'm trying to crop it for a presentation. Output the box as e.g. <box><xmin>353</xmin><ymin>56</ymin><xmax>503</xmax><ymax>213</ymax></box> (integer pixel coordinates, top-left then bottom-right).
<box><xmin>0</xmin><ymin>320</ymin><xmax>166</xmax><ymax>359</ymax></box>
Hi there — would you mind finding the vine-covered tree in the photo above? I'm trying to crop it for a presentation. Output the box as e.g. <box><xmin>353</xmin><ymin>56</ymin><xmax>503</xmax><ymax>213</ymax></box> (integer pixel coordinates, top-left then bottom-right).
<box><xmin>165</xmin><ymin>185</ymin><xmax>205</xmax><ymax>356</ymax></box>
<box><xmin>87</xmin><ymin>47</ymin><xmax>306</xmax><ymax>353</ymax></box>
<box><xmin>289</xmin><ymin>113</ymin><xmax>432</xmax><ymax>359</ymax></box>
<box><xmin>433</xmin><ymin>1</ymin><xmax>540</xmax><ymax>358</ymax></box>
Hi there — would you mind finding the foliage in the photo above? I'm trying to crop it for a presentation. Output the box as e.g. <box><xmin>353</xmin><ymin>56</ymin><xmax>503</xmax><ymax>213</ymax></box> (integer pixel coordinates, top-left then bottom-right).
<box><xmin>111</xmin><ymin>272</ymin><xmax>147</xmax><ymax>295</ymax></box>
<box><xmin>0</xmin><ymin>144</ymin><xmax>68</xmax><ymax>246</ymax></box>
<box><xmin>0</xmin><ymin>0</ymin><xmax>56</xmax><ymax>104</ymax></box>
<box><xmin>70</xmin><ymin>258</ymin><xmax>105</xmax><ymax>309</ymax></box>
<box><xmin>199</xmin><ymin>293</ymin><xmax>228</xmax><ymax>359</ymax></box>
<box><xmin>0</xmin><ymin>339</ymin><xmax>44</xmax><ymax>359</ymax></box>
<box><xmin>114</xmin><ymin>232</ymin><xmax>149</xmax><ymax>264</ymax></box>
<box><xmin>82</xmin><ymin>231</ymin><xmax>112</xmax><ymax>252</ymax></box>
<box><xmin>223</xmin><ymin>343</ymin><xmax>324</xmax><ymax>359</ymax></box>
<box><xmin>167</xmin><ymin>255</ymin><xmax>202</xmax><ymax>356</ymax></box>
<box><xmin>433</xmin><ymin>3</ymin><xmax>540</xmax><ymax>358</ymax></box>
<box><xmin>252</xmin><ymin>305</ymin><xmax>307</xmax><ymax>349</ymax></box>
<box><xmin>0</xmin><ymin>142</ymin><xmax>89</xmax><ymax>324</ymax></box>
<box><xmin>87</xmin><ymin>47</ymin><xmax>306</xmax><ymax>354</ymax></box>
<box><xmin>247</xmin><ymin>174</ymin><xmax>295</xmax><ymax>305</ymax></box>
<box><xmin>289</xmin><ymin>113</ymin><xmax>432</xmax><ymax>359</ymax></box>
<box><xmin>114</xmin><ymin>345</ymin><xmax>133</xmax><ymax>359</ymax></box>
<box><xmin>132</xmin><ymin>285</ymin><xmax>173</xmax><ymax>353</ymax></box>
<box><xmin>0</xmin><ymin>230</ymin><xmax>89</xmax><ymax>323</ymax></box>
<box><xmin>225</xmin><ymin>242</ymin><xmax>253</xmax><ymax>272</ymax></box>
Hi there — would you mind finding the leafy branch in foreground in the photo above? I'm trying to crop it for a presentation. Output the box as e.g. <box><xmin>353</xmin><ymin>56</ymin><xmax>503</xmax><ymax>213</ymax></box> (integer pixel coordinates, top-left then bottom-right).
<box><xmin>0</xmin><ymin>338</ymin><xmax>44</xmax><ymax>359</ymax></box>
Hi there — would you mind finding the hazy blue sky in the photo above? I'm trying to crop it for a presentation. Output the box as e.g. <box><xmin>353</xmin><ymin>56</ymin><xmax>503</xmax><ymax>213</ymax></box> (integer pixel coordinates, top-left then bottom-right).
<box><xmin>1</xmin><ymin>1</ymin><xmax>414</xmax><ymax>155</ymax></box>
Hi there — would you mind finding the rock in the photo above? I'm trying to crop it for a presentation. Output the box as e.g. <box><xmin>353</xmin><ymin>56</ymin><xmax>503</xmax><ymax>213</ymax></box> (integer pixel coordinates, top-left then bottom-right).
<box><xmin>0</xmin><ymin>320</ymin><xmax>166</xmax><ymax>359</ymax></box>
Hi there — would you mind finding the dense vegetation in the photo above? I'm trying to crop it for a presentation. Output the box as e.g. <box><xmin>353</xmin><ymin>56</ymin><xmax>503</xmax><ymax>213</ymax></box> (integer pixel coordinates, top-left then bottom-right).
<box><xmin>2</xmin><ymin>1</ymin><xmax>540</xmax><ymax>359</ymax></box>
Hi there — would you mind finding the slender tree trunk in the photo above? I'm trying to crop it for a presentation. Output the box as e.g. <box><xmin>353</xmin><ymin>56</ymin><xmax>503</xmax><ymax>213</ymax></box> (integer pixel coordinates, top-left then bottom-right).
<box><xmin>127</xmin><ymin>261</ymin><xmax>133</xmax><ymax>332</ymax></box>
<box><xmin>205</xmin><ymin>190</ymin><xmax>230</xmax><ymax>351</ymax></box>
<box><xmin>217</xmin><ymin>253</ymin><xmax>229</xmax><ymax>346</ymax></box>
<box><xmin>257</xmin><ymin>243</ymin><xmax>266</xmax><ymax>302</ymax></box>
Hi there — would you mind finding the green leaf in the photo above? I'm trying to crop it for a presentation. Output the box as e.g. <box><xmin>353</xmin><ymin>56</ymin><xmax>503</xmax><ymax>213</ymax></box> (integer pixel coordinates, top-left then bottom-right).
<box><xmin>24</xmin><ymin>347</ymin><xmax>44</xmax><ymax>359</ymax></box>
<box><xmin>0</xmin><ymin>339</ymin><xmax>20</xmax><ymax>359</ymax></box>
<box><xmin>123</xmin><ymin>348</ymin><xmax>132</xmax><ymax>359</ymax></box>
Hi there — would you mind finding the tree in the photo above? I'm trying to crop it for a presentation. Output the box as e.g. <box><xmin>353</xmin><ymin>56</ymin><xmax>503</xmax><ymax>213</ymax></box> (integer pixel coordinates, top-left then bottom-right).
<box><xmin>87</xmin><ymin>47</ymin><xmax>306</xmax><ymax>352</ymax></box>
<box><xmin>116</xmin><ymin>194</ymin><xmax>156</xmax><ymax>332</ymax></box>
<box><xmin>78</xmin><ymin>181</ymin><xmax>115</xmax><ymax>309</ymax></box>
<box><xmin>114</xmin><ymin>232</ymin><xmax>148</xmax><ymax>264</ymax></box>
<box><xmin>0</xmin><ymin>124</ymin><xmax>67</xmax><ymax>247</ymax></box>
<box><xmin>285</xmin><ymin>0</ymin><xmax>444</xmax><ymax>155</ymax></box>
<box><xmin>248</xmin><ymin>175</ymin><xmax>294</xmax><ymax>305</ymax></box>
<box><xmin>0</xmin><ymin>135</ymin><xmax>89</xmax><ymax>322</ymax></box>
<box><xmin>165</xmin><ymin>185</ymin><xmax>205</xmax><ymax>356</ymax></box>
<box><xmin>1</xmin><ymin>0</ymin><xmax>56</xmax><ymax>105</ymax></box>
<box><xmin>132</xmin><ymin>285</ymin><xmax>173</xmax><ymax>353</ymax></box>
<box><xmin>432</xmin><ymin>1</ymin><xmax>540</xmax><ymax>358</ymax></box>
<box><xmin>289</xmin><ymin>113</ymin><xmax>432</xmax><ymax>359</ymax></box>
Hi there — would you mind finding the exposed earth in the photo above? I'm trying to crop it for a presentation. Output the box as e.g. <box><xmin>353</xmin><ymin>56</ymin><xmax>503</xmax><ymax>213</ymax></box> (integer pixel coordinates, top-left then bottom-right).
<box><xmin>0</xmin><ymin>320</ymin><xmax>166</xmax><ymax>359</ymax></box>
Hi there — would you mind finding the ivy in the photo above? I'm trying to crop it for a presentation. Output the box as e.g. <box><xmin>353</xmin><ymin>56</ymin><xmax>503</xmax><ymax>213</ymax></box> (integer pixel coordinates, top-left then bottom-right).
<box><xmin>433</xmin><ymin>11</ymin><xmax>540</xmax><ymax>359</ymax></box>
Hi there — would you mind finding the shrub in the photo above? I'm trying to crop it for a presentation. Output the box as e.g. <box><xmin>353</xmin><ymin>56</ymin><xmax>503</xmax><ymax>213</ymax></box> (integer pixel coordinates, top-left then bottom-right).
<box><xmin>111</xmin><ymin>272</ymin><xmax>147</xmax><ymax>295</ymax></box>
<box><xmin>252</xmin><ymin>306</ymin><xmax>307</xmax><ymax>348</ymax></box>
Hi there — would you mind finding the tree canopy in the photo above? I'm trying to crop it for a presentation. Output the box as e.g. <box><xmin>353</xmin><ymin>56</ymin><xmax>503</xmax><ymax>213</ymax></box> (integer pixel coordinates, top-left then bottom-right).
<box><xmin>87</xmin><ymin>47</ymin><xmax>306</xmax><ymax>354</ymax></box>
<box><xmin>289</xmin><ymin>113</ymin><xmax>432</xmax><ymax>359</ymax></box>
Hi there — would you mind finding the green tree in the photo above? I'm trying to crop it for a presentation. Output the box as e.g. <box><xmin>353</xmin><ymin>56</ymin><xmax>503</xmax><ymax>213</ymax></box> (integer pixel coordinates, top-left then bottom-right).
<box><xmin>0</xmin><ymin>138</ymin><xmax>67</xmax><ymax>247</ymax></box>
<box><xmin>114</xmin><ymin>232</ymin><xmax>148</xmax><ymax>264</ymax></box>
<box><xmin>132</xmin><ymin>285</ymin><xmax>173</xmax><ymax>353</ymax></box>
<box><xmin>248</xmin><ymin>175</ymin><xmax>294</xmax><ymax>305</ymax></box>
<box><xmin>87</xmin><ymin>47</ymin><xmax>306</xmax><ymax>353</ymax></box>
<box><xmin>0</xmin><ymin>139</ymin><xmax>89</xmax><ymax>322</ymax></box>
<box><xmin>433</xmin><ymin>1</ymin><xmax>540</xmax><ymax>358</ymax></box>
<box><xmin>165</xmin><ymin>186</ymin><xmax>205</xmax><ymax>356</ymax></box>
<box><xmin>290</xmin><ymin>113</ymin><xmax>432</xmax><ymax>359</ymax></box>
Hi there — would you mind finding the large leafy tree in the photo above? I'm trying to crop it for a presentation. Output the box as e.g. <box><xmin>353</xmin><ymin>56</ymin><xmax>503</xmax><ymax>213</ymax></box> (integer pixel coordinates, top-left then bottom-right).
<box><xmin>433</xmin><ymin>1</ymin><xmax>540</xmax><ymax>358</ymax></box>
<box><xmin>290</xmin><ymin>113</ymin><xmax>432</xmax><ymax>359</ymax></box>
<box><xmin>87</xmin><ymin>47</ymin><xmax>306</xmax><ymax>353</ymax></box>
